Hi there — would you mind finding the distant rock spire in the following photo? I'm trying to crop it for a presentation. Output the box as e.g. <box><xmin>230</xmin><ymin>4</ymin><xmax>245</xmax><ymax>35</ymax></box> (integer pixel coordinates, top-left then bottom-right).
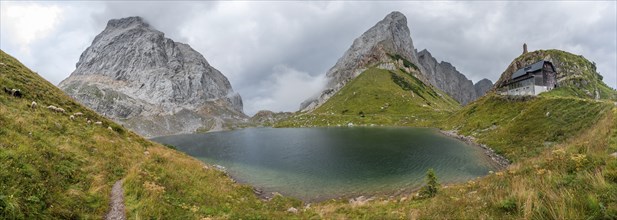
<box><xmin>523</xmin><ymin>43</ymin><xmax>528</xmax><ymax>54</ymax></box>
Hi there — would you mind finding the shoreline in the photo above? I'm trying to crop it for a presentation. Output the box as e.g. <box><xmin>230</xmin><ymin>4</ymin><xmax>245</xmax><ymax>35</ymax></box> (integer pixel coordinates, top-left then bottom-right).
<box><xmin>439</xmin><ymin>130</ymin><xmax>510</xmax><ymax>168</ymax></box>
<box><xmin>248</xmin><ymin>175</ymin><xmax>493</xmax><ymax>204</ymax></box>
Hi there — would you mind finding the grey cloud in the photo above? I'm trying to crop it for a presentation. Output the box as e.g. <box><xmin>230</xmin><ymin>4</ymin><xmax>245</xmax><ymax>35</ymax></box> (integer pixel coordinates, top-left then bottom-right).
<box><xmin>399</xmin><ymin>1</ymin><xmax>616</xmax><ymax>87</ymax></box>
<box><xmin>91</xmin><ymin>1</ymin><xmax>218</xmax><ymax>43</ymax></box>
<box><xmin>0</xmin><ymin>1</ymin><xmax>103</xmax><ymax>84</ymax></box>
<box><xmin>1</xmin><ymin>1</ymin><xmax>615</xmax><ymax>116</ymax></box>
<box><xmin>244</xmin><ymin>65</ymin><xmax>325</xmax><ymax>114</ymax></box>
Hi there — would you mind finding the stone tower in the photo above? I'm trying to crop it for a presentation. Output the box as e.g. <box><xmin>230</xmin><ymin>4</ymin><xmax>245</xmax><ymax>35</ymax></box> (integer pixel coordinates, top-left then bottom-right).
<box><xmin>523</xmin><ymin>43</ymin><xmax>528</xmax><ymax>54</ymax></box>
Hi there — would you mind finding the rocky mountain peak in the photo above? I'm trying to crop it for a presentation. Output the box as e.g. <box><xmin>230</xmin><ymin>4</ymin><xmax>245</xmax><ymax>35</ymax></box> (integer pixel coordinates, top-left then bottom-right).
<box><xmin>349</xmin><ymin>10</ymin><xmax>417</xmax><ymax>65</ymax></box>
<box><xmin>300</xmin><ymin>11</ymin><xmax>494</xmax><ymax>111</ymax></box>
<box><xmin>106</xmin><ymin>16</ymin><xmax>150</xmax><ymax>29</ymax></box>
<box><xmin>439</xmin><ymin>61</ymin><xmax>455</xmax><ymax>69</ymax></box>
<box><xmin>385</xmin><ymin>11</ymin><xmax>405</xmax><ymax>21</ymax></box>
<box><xmin>417</xmin><ymin>49</ymin><xmax>492</xmax><ymax>105</ymax></box>
<box><xmin>60</xmin><ymin>16</ymin><xmax>245</xmax><ymax>137</ymax></box>
<box><xmin>418</xmin><ymin>49</ymin><xmax>430</xmax><ymax>56</ymax></box>
<box><xmin>301</xmin><ymin>11</ymin><xmax>421</xmax><ymax>111</ymax></box>
<box><xmin>474</xmin><ymin>78</ymin><xmax>493</xmax><ymax>97</ymax></box>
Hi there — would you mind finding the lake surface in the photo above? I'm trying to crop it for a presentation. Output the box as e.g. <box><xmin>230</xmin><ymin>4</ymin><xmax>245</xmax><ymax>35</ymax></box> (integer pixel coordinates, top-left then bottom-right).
<box><xmin>152</xmin><ymin>127</ymin><xmax>501</xmax><ymax>201</ymax></box>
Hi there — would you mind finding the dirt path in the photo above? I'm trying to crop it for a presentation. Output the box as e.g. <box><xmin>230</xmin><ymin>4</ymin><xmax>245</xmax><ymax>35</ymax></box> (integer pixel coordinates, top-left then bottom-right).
<box><xmin>105</xmin><ymin>180</ymin><xmax>126</xmax><ymax>220</ymax></box>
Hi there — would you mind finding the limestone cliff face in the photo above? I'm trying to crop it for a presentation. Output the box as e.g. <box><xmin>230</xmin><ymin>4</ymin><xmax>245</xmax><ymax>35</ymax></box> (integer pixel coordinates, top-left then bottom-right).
<box><xmin>59</xmin><ymin>16</ymin><xmax>245</xmax><ymax>137</ymax></box>
<box><xmin>300</xmin><ymin>11</ymin><xmax>423</xmax><ymax>111</ymax></box>
<box><xmin>417</xmin><ymin>49</ymin><xmax>492</xmax><ymax>105</ymax></box>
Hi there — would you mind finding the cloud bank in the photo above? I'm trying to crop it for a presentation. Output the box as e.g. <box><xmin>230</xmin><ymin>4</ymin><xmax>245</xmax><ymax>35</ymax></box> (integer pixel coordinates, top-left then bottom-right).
<box><xmin>1</xmin><ymin>1</ymin><xmax>615</xmax><ymax>115</ymax></box>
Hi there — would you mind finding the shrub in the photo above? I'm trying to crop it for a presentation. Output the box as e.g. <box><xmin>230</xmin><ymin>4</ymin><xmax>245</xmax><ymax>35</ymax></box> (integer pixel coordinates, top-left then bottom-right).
<box><xmin>390</xmin><ymin>71</ymin><xmax>412</xmax><ymax>91</ymax></box>
<box><xmin>110</xmin><ymin>124</ymin><xmax>125</xmax><ymax>135</ymax></box>
<box><xmin>163</xmin><ymin>144</ymin><xmax>177</xmax><ymax>150</ymax></box>
<box><xmin>419</xmin><ymin>168</ymin><xmax>439</xmax><ymax>198</ymax></box>
<box><xmin>498</xmin><ymin>197</ymin><xmax>518</xmax><ymax>213</ymax></box>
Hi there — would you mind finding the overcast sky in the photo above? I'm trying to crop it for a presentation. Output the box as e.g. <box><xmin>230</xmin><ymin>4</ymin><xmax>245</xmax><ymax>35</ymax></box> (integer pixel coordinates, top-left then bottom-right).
<box><xmin>1</xmin><ymin>1</ymin><xmax>616</xmax><ymax>115</ymax></box>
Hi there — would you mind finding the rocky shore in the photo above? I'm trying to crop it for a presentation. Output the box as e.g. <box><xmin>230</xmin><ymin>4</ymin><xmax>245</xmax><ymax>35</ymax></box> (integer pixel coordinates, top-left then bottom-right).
<box><xmin>440</xmin><ymin>130</ymin><xmax>510</xmax><ymax>168</ymax></box>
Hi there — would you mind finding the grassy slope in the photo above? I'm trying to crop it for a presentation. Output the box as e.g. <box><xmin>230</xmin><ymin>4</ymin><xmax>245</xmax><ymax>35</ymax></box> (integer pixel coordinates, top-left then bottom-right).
<box><xmin>0</xmin><ymin>50</ymin><xmax>301</xmax><ymax>219</ymax></box>
<box><xmin>0</xmin><ymin>50</ymin><xmax>137</xmax><ymax>218</ymax></box>
<box><xmin>276</xmin><ymin>67</ymin><xmax>460</xmax><ymax>127</ymax></box>
<box><xmin>442</xmin><ymin>94</ymin><xmax>613</xmax><ymax>162</ymax></box>
<box><xmin>416</xmin><ymin>106</ymin><xmax>617</xmax><ymax>219</ymax></box>
<box><xmin>303</xmin><ymin>93</ymin><xmax>617</xmax><ymax>219</ymax></box>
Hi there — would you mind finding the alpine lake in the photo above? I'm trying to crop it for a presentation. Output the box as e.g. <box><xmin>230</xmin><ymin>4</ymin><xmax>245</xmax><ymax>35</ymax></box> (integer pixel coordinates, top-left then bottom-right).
<box><xmin>152</xmin><ymin>127</ymin><xmax>501</xmax><ymax>201</ymax></box>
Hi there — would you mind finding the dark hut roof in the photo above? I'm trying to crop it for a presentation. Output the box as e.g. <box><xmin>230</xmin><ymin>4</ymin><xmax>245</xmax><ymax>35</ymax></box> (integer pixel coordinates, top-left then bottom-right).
<box><xmin>511</xmin><ymin>60</ymin><xmax>547</xmax><ymax>79</ymax></box>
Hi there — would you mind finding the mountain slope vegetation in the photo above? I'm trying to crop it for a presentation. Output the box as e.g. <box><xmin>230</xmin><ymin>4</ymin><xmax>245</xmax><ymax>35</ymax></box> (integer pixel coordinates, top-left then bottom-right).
<box><xmin>0</xmin><ymin>50</ymin><xmax>299</xmax><ymax>219</ymax></box>
<box><xmin>277</xmin><ymin>64</ymin><xmax>460</xmax><ymax>127</ymax></box>
<box><xmin>419</xmin><ymin>99</ymin><xmax>617</xmax><ymax>219</ymax></box>
<box><xmin>442</xmin><ymin>94</ymin><xmax>613</xmax><ymax>162</ymax></box>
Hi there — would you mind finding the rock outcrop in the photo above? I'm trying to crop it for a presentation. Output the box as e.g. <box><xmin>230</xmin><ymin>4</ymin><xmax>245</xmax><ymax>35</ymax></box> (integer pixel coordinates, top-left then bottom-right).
<box><xmin>250</xmin><ymin>110</ymin><xmax>293</xmax><ymax>126</ymax></box>
<box><xmin>300</xmin><ymin>11</ymin><xmax>423</xmax><ymax>111</ymax></box>
<box><xmin>474</xmin><ymin>79</ymin><xmax>493</xmax><ymax>98</ymax></box>
<box><xmin>60</xmin><ymin>16</ymin><xmax>245</xmax><ymax>137</ymax></box>
<box><xmin>417</xmin><ymin>49</ymin><xmax>492</xmax><ymax>105</ymax></box>
<box><xmin>493</xmin><ymin>49</ymin><xmax>616</xmax><ymax>100</ymax></box>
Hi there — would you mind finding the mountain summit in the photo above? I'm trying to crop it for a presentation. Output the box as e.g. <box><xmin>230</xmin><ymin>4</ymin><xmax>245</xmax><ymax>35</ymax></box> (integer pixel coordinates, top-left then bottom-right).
<box><xmin>59</xmin><ymin>16</ymin><xmax>245</xmax><ymax>137</ymax></box>
<box><xmin>301</xmin><ymin>12</ymin><xmax>491</xmax><ymax>110</ymax></box>
<box><xmin>300</xmin><ymin>11</ymin><xmax>422</xmax><ymax>111</ymax></box>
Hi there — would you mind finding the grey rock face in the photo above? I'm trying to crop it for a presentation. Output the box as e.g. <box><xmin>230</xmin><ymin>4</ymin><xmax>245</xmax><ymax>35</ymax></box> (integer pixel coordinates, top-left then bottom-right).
<box><xmin>300</xmin><ymin>11</ymin><xmax>423</xmax><ymax>111</ymax></box>
<box><xmin>474</xmin><ymin>78</ymin><xmax>493</xmax><ymax>99</ymax></box>
<box><xmin>417</xmin><ymin>49</ymin><xmax>492</xmax><ymax>105</ymax></box>
<box><xmin>250</xmin><ymin>110</ymin><xmax>293</xmax><ymax>125</ymax></box>
<box><xmin>59</xmin><ymin>16</ymin><xmax>245</xmax><ymax>137</ymax></box>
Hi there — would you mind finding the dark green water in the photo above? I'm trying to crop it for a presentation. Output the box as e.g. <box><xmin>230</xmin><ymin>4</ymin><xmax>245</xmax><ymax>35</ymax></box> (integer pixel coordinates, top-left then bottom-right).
<box><xmin>152</xmin><ymin>127</ymin><xmax>500</xmax><ymax>201</ymax></box>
